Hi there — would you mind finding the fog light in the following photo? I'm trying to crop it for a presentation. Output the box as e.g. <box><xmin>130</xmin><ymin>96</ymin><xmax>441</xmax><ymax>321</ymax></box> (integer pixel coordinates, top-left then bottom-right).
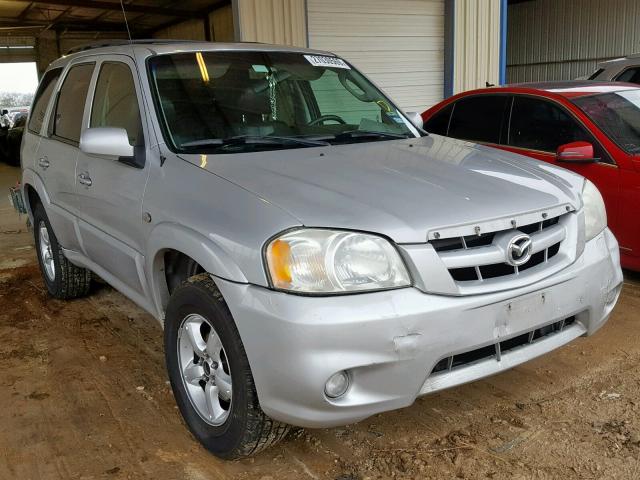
<box><xmin>324</xmin><ymin>371</ymin><xmax>349</xmax><ymax>399</ymax></box>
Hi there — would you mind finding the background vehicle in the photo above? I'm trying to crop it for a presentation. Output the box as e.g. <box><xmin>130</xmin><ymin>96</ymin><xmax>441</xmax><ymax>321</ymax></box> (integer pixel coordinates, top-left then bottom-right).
<box><xmin>9</xmin><ymin>107</ymin><xmax>29</xmax><ymax>124</ymax></box>
<box><xmin>586</xmin><ymin>54</ymin><xmax>640</xmax><ymax>83</ymax></box>
<box><xmin>5</xmin><ymin>113</ymin><xmax>26</xmax><ymax>166</ymax></box>
<box><xmin>18</xmin><ymin>42</ymin><xmax>621</xmax><ymax>460</ymax></box>
<box><xmin>422</xmin><ymin>81</ymin><xmax>640</xmax><ymax>271</ymax></box>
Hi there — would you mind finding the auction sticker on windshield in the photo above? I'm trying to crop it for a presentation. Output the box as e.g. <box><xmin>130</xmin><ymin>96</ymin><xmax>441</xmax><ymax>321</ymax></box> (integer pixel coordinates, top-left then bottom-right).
<box><xmin>304</xmin><ymin>55</ymin><xmax>351</xmax><ymax>69</ymax></box>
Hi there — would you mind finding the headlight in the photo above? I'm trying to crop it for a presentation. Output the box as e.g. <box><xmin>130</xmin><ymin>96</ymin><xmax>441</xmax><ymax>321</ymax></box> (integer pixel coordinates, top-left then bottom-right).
<box><xmin>265</xmin><ymin>229</ymin><xmax>411</xmax><ymax>293</ymax></box>
<box><xmin>582</xmin><ymin>179</ymin><xmax>607</xmax><ymax>241</ymax></box>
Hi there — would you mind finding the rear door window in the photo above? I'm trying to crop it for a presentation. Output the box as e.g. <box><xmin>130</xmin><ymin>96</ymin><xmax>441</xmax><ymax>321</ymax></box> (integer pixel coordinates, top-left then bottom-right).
<box><xmin>52</xmin><ymin>63</ymin><xmax>95</xmax><ymax>143</ymax></box>
<box><xmin>448</xmin><ymin>95</ymin><xmax>510</xmax><ymax>144</ymax></box>
<box><xmin>28</xmin><ymin>68</ymin><xmax>62</xmax><ymax>134</ymax></box>
<box><xmin>90</xmin><ymin>62</ymin><xmax>143</xmax><ymax>146</ymax></box>
<box><xmin>424</xmin><ymin>103</ymin><xmax>453</xmax><ymax>135</ymax></box>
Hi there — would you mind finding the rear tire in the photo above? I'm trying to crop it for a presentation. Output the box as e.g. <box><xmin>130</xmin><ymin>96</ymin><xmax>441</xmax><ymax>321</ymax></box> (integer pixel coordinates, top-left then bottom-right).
<box><xmin>33</xmin><ymin>203</ymin><xmax>91</xmax><ymax>299</ymax></box>
<box><xmin>164</xmin><ymin>273</ymin><xmax>290</xmax><ymax>459</ymax></box>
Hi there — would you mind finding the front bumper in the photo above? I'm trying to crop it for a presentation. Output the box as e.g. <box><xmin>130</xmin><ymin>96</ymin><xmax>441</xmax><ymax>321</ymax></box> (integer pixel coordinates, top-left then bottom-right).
<box><xmin>217</xmin><ymin>228</ymin><xmax>622</xmax><ymax>428</ymax></box>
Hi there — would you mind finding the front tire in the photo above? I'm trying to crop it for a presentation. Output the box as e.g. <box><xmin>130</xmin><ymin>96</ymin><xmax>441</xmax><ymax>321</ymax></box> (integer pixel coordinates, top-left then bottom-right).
<box><xmin>33</xmin><ymin>203</ymin><xmax>91</xmax><ymax>299</ymax></box>
<box><xmin>164</xmin><ymin>273</ymin><xmax>289</xmax><ymax>459</ymax></box>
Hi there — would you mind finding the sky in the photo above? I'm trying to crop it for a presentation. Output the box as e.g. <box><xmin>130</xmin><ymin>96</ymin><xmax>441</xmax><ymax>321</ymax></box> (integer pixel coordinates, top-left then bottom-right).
<box><xmin>0</xmin><ymin>62</ymin><xmax>38</xmax><ymax>94</ymax></box>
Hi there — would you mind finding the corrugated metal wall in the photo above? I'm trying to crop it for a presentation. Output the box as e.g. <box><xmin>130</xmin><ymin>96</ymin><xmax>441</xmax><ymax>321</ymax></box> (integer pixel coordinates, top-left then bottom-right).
<box><xmin>453</xmin><ymin>0</ymin><xmax>501</xmax><ymax>93</ymax></box>
<box><xmin>236</xmin><ymin>0</ymin><xmax>307</xmax><ymax>47</ymax></box>
<box><xmin>507</xmin><ymin>0</ymin><xmax>640</xmax><ymax>83</ymax></box>
<box><xmin>307</xmin><ymin>0</ymin><xmax>445</xmax><ymax>112</ymax></box>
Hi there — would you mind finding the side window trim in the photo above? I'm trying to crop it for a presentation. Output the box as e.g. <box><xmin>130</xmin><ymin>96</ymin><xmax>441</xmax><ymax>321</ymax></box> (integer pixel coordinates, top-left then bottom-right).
<box><xmin>48</xmin><ymin>61</ymin><xmax>96</xmax><ymax>146</ymax></box>
<box><xmin>46</xmin><ymin>89</ymin><xmax>60</xmax><ymax>138</ymax></box>
<box><xmin>445</xmin><ymin>102</ymin><xmax>455</xmax><ymax>136</ymax></box>
<box><xmin>505</xmin><ymin>96</ymin><xmax>514</xmax><ymax>145</ymax></box>
<box><xmin>507</xmin><ymin>94</ymin><xmax>616</xmax><ymax>165</ymax></box>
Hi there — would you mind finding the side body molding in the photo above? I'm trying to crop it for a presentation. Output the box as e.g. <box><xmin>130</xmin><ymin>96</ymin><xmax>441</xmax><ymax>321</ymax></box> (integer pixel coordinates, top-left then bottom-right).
<box><xmin>22</xmin><ymin>167</ymin><xmax>83</xmax><ymax>252</ymax></box>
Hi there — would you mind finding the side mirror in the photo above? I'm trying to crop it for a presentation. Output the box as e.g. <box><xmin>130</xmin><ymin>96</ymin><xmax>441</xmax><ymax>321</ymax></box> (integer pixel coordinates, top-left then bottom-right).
<box><xmin>556</xmin><ymin>141</ymin><xmax>597</xmax><ymax>163</ymax></box>
<box><xmin>405</xmin><ymin>111</ymin><xmax>424</xmax><ymax>130</ymax></box>
<box><xmin>80</xmin><ymin>127</ymin><xmax>135</xmax><ymax>160</ymax></box>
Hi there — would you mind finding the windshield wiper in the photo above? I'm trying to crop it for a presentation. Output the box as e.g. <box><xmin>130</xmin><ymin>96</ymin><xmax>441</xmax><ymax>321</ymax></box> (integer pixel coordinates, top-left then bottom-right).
<box><xmin>180</xmin><ymin>135</ymin><xmax>331</xmax><ymax>150</ymax></box>
<box><xmin>310</xmin><ymin>130</ymin><xmax>414</xmax><ymax>144</ymax></box>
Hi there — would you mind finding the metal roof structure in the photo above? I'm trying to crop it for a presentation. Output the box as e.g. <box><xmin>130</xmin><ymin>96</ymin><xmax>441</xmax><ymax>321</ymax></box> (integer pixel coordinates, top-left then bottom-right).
<box><xmin>0</xmin><ymin>0</ymin><xmax>229</xmax><ymax>37</ymax></box>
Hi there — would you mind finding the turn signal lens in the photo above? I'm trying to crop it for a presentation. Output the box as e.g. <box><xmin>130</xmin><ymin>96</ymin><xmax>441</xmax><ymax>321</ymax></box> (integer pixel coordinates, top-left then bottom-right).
<box><xmin>267</xmin><ymin>239</ymin><xmax>292</xmax><ymax>287</ymax></box>
<box><xmin>582</xmin><ymin>179</ymin><xmax>607</xmax><ymax>241</ymax></box>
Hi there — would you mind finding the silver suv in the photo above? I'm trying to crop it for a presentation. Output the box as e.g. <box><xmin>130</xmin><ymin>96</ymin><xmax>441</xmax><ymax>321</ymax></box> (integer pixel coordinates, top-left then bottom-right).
<box><xmin>585</xmin><ymin>53</ymin><xmax>640</xmax><ymax>84</ymax></box>
<box><xmin>19</xmin><ymin>40</ymin><xmax>622</xmax><ymax>459</ymax></box>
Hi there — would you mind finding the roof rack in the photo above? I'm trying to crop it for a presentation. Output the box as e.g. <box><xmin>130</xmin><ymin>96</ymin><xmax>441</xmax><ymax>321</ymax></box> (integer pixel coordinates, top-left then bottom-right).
<box><xmin>65</xmin><ymin>39</ymin><xmax>207</xmax><ymax>55</ymax></box>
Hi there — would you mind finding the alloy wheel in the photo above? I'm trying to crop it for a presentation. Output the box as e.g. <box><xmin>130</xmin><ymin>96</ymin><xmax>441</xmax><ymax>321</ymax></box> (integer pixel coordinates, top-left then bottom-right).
<box><xmin>178</xmin><ymin>313</ymin><xmax>233</xmax><ymax>426</ymax></box>
<box><xmin>38</xmin><ymin>221</ymin><xmax>55</xmax><ymax>281</ymax></box>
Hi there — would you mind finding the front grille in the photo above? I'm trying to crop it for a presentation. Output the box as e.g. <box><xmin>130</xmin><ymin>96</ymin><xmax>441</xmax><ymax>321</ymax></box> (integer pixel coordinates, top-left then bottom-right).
<box><xmin>430</xmin><ymin>316</ymin><xmax>576</xmax><ymax>375</ymax></box>
<box><xmin>431</xmin><ymin>215</ymin><xmax>565</xmax><ymax>283</ymax></box>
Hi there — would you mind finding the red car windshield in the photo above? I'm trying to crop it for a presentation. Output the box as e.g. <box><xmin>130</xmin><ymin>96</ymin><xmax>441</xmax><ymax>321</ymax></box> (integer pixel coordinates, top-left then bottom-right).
<box><xmin>571</xmin><ymin>90</ymin><xmax>640</xmax><ymax>154</ymax></box>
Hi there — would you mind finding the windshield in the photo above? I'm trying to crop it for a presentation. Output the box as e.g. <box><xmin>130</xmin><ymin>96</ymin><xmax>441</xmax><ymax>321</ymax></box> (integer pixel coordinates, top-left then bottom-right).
<box><xmin>148</xmin><ymin>51</ymin><xmax>418</xmax><ymax>153</ymax></box>
<box><xmin>571</xmin><ymin>89</ymin><xmax>640</xmax><ymax>154</ymax></box>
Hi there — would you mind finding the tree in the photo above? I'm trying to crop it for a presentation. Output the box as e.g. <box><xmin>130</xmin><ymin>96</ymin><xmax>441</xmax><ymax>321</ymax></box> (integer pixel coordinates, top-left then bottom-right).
<box><xmin>0</xmin><ymin>92</ymin><xmax>34</xmax><ymax>108</ymax></box>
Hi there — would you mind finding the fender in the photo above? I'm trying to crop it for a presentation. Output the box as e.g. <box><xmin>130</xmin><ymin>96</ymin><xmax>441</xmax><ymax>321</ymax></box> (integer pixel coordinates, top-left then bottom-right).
<box><xmin>147</xmin><ymin>222</ymin><xmax>248</xmax><ymax>321</ymax></box>
<box><xmin>21</xmin><ymin>167</ymin><xmax>50</xmax><ymax>219</ymax></box>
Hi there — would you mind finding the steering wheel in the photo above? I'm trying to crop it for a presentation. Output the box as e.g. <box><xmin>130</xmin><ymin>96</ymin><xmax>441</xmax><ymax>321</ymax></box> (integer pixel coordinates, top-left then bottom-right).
<box><xmin>307</xmin><ymin>114</ymin><xmax>347</xmax><ymax>126</ymax></box>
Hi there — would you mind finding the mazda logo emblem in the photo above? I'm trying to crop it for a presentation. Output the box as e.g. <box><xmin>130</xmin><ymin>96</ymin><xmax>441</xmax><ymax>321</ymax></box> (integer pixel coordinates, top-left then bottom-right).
<box><xmin>507</xmin><ymin>234</ymin><xmax>533</xmax><ymax>266</ymax></box>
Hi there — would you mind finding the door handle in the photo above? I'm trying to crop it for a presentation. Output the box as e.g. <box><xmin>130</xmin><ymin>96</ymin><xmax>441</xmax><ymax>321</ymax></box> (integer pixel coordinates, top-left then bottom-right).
<box><xmin>38</xmin><ymin>157</ymin><xmax>50</xmax><ymax>169</ymax></box>
<box><xmin>77</xmin><ymin>172</ymin><xmax>92</xmax><ymax>187</ymax></box>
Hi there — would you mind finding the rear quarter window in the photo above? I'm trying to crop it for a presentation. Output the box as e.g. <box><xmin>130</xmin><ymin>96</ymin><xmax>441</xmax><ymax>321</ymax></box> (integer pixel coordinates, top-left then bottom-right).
<box><xmin>28</xmin><ymin>68</ymin><xmax>62</xmax><ymax>134</ymax></box>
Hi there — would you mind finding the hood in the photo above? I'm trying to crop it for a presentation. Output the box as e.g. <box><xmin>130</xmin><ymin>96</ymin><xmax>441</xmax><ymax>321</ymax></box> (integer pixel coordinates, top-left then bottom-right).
<box><xmin>181</xmin><ymin>135</ymin><xmax>583</xmax><ymax>244</ymax></box>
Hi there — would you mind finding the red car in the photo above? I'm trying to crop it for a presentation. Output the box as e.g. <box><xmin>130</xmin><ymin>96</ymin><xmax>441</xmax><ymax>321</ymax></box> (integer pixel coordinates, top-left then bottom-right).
<box><xmin>422</xmin><ymin>81</ymin><xmax>640</xmax><ymax>271</ymax></box>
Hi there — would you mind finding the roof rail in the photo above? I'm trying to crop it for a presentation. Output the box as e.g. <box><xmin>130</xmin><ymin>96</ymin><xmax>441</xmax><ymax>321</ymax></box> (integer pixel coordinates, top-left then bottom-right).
<box><xmin>65</xmin><ymin>39</ymin><xmax>206</xmax><ymax>55</ymax></box>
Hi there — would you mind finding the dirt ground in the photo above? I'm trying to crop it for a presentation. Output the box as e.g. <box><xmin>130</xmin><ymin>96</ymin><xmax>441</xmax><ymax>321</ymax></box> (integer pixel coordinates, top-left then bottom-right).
<box><xmin>1</xmin><ymin>161</ymin><xmax>639</xmax><ymax>480</ymax></box>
